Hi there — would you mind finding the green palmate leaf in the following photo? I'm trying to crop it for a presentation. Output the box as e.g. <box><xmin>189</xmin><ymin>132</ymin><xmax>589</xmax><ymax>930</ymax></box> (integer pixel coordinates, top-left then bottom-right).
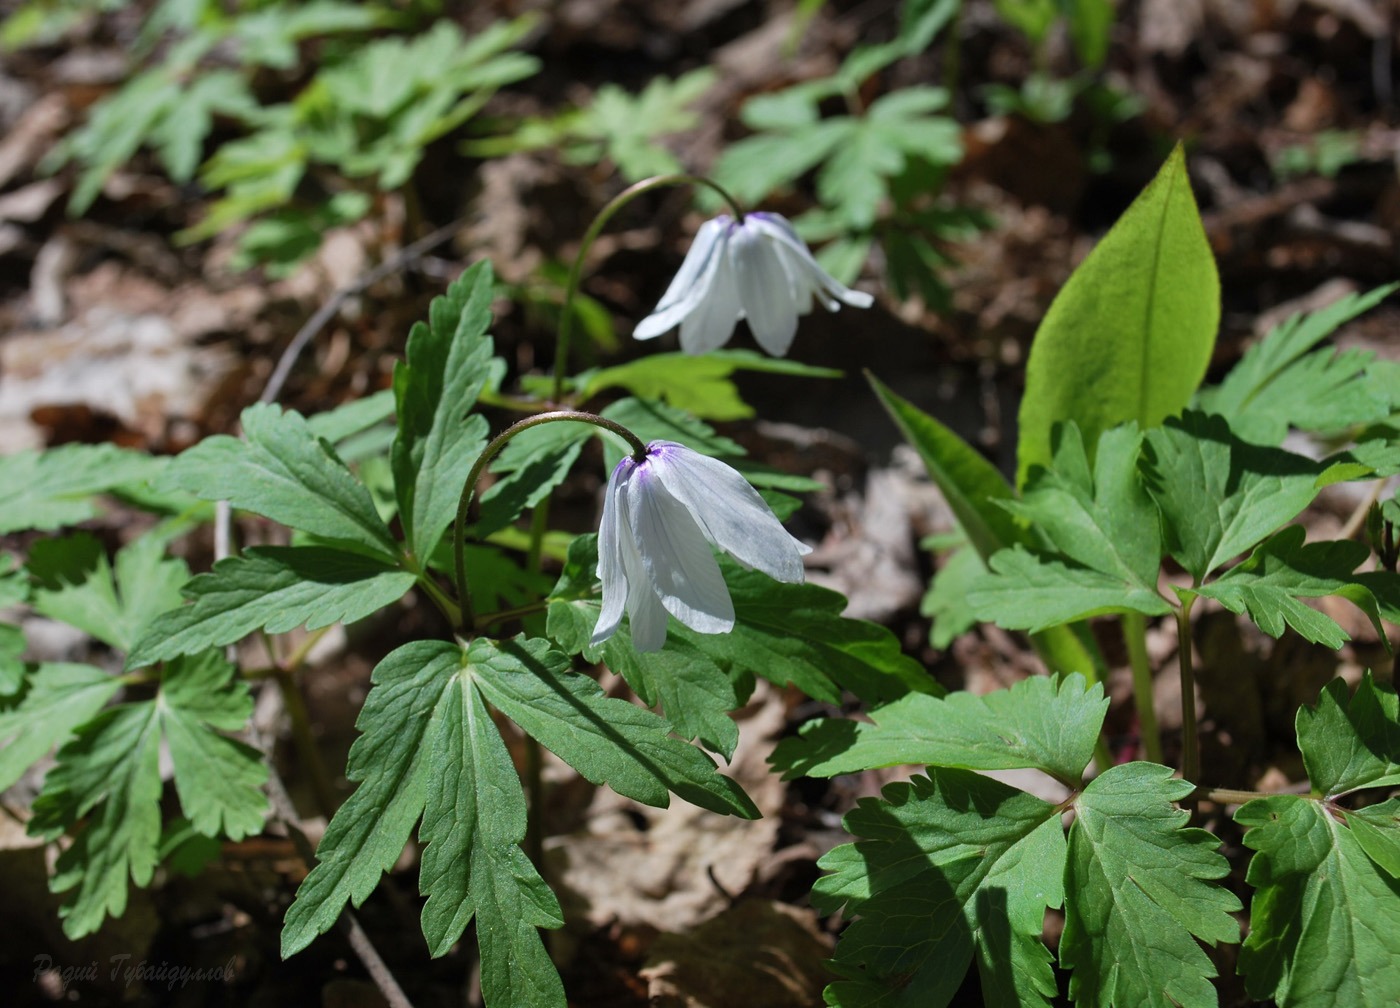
<box><xmin>1061</xmin><ymin>763</ymin><xmax>1240</xmax><ymax>1008</ymax></box>
<box><xmin>1296</xmin><ymin>673</ymin><xmax>1400</xmax><ymax>798</ymax></box>
<box><xmin>0</xmin><ymin>663</ymin><xmax>120</xmax><ymax>792</ymax></box>
<box><xmin>1140</xmin><ymin>411</ymin><xmax>1334</xmax><ymax>582</ymax></box>
<box><xmin>127</xmin><ymin>546</ymin><xmax>416</xmax><ymax>668</ymax></box>
<box><xmin>0</xmin><ymin>443</ymin><xmax>163</xmax><ymax>535</ymax></box>
<box><xmin>281</xmin><ymin>638</ymin><xmax>564</xmax><ymax>1008</ymax></box>
<box><xmin>283</xmin><ymin>636</ymin><xmax>749</xmax><ymax>1002</ymax></box>
<box><xmin>1190</xmin><ymin>527</ymin><xmax>1386</xmax><ymax>649</ymax></box>
<box><xmin>391</xmin><ymin>261</ymin><xmax>495</xmax><ymax>560</ymax></box>
<box><xmin>305</xmin><ymin>387</ymin><xmax>397</xmax><ymax>447</ymax></box>
<box><xmin>1017</xmin><ymin>144</ymin><xmax>1218</xmax><ymax>488</ymax></box>
<box><xmin>579</xmin><ymin>350</ymin><xmax>840</xmax><ymax>422</ymax></box>
<box><xmin>30</xmin><ymin>653</ymin><xmax>266</xmax><ymax>939</ymax></box>
<box><xmin>1197</xmin><ymin>283</ymin><xmax>1397</xmax><ymax>445</ymax></box>
<box><xmin>1237</xmin><ymin>794</ymin><xmax>1400</xmax><ymax>1007</ymax></box>
<box><xmin>815</xmin><ymin>769</ymin><xmax>1065</xmax><ymax>1008</ymax></box>
<box><xmin>870</xmin><ymin>375</ymin><xmax>1105</xmax><ymax>676</ymax></box>
<box><xmin>1346</xmin><ymin>799</ymin><xmax>1400</xmax><ymax>878</ymax></box>
<box><xmin>969</xmin><ymin>546</ymin><xmax>1173</xmax><ymax>632</ymax></box>
<box><xmin>1005</xmin><ymin>423</ymin><xmax>1162</xmax><ymax>595</ymax></box>
<box><xmin>28</xmin><ymin>532</ymin><xmax>188</xmax><ymax>652</ymax></box>
<box><xmin>161</xmin><ymin>401</ymin><xmax>398</xmax><ymax>558</ymax></box>
<box><xmin>419</xmin><ymin>649</ymin><xmax>564</xmax><ymax>1005</ymax></box>
<box><xmin>471</xmin><ymin>637</ymin><xmax>757</xmax><ymax>818</ymax></box>
<box><xmin>547</xmin><ymin>536</ymin><xmax>931</xmax><ymax>735</ymax></box>
<box><xmin>773</xmin><ymin>672</ymin><xmax>1105</xmax><ymax>785</ymax></box>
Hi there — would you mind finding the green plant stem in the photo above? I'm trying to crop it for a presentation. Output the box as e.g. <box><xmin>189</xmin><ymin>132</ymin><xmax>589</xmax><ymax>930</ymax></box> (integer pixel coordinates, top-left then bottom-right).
<box><xmin>550</xmin><ymin>172</ymin><xmax>747</xmax><ymax>403</ymax></box>
<box><xmin>1192</xmin><ymin>786</ymin><xmax>1276</xmax><ymax>806</ymax></box>
<box><xmin>475</xmin><ymin>599</ymin><xmax>551</xmax><ymax>629</ymax></box>
<box><xmin>452</xmin><ymin>411</ymin><xmax>647</xmax><ymax>636</ymax></box>
<box><xmin>275</xmin><ymin>667</ymin><xmax>338</xmax><ymax>819</ymax></box>
<box><xmin>1176</xmin><ymin>595</ymin><xmax>1200</xmax><ymax>785</ymax></box>
<box><xmin>1123</xmin><ymin>612</ymin><xmax>1163</xmax><ymax>763</ymax></box>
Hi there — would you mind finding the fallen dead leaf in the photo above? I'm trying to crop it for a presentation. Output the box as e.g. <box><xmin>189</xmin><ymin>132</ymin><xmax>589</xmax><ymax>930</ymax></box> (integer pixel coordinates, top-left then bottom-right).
<box><xmin>640</xmin><ymin>899</ymin><xmax>833</xmax><ymax>1008</ymax></box>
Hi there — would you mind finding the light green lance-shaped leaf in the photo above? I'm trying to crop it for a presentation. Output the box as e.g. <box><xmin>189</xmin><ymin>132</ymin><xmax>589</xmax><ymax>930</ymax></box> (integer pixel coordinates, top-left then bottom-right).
<box><xmin>1190</xmin><ymin>527</ymin><xmax>1386</xmax><ymax>650</ymax></box>
<box><xmin>1017</xmin><ymin>144</ymin><xmax>1218</xmax><ymax>488</ymax></box>
<box><xmin>871</xmin><ymin>374</ymin><xmax>1105</xmax><ymax>677</ymax></box>
<box><xmin>0</xmin><ymin>557</ymin><xmax>24</xmax><ymax>694</ymax></box>
<box><xmin>160</xmin><ymin>401</ymin><xmax>399</xmax><ymax>558</ymax></box>
<box><xmin>1061</xmin><ymin>763</ymin><xmax>1240</xmax><ymax>1008</ymax></box>
<box><xmin>1296</xmin><ymin>673</ymin><xmax>1400</xmax><ymax>798</ymax></box>
<box><xmin>28</xmin><ymin>532</ymin><xmax>189</xmax><ymax>652</ymax></box>
<box><xmin>391</xmin><ymin>261</ymin><xmax>495</xmax><ymax>560</ymax></box>
<box><xmin>870</xmin><ymin>375</ymin><xmax>1020</xmax><ymax>561</ymax></box>
<box><xmin>547</xmin><ymin>536</ymin><xmax>933</xmax><ymax>753</ymax></box>
<box><xmin>1196</xmin><ymin>283</ymin><xmax>1398</xmax><ymax>445</ymax></box>
<box><xmin>1004</xmin><ymin>422</ymin><xmax>1163</xmax><ymax>596</ymax></box>
<box><xmin>0</xmin><ymin>663</ymin><xmax>120</xmax><ymax>792</ymax></box>
<box><xmin>282</xmin><ymin>638</ymin><xmax>565</xmax><ymax>1008</ymax></box>
<box><xmin>1141</xmin><ymin>411</ymin><xmax>1337</xmax><ymax>582</ymax></box>
<box><xmin>1237</xmin><ymin>794</ymin><xmax>1400</xmax><ymax>1007</ymax></box>
<box><xmin>0</xmin><ymin>443</ymin><xmax>163</xmax><ymax>535</ymax></box>
<box><xmin>773</xmin><ymin>672</ymin><xmax>1105</xmax><ymax>785</ymax></box>
<box><xmin>472</xmin><ymin>637</ymin><xmax>758</xmax><ymax>818</ymax></box>
<box><xmin>127</xmin><ymin>547</ymin><xmax>416</xmax><ymax>668</ymax></box>
<box><xmin>968</xmin><ymin>546</ymin><xmax>1173</xmax><ymax>632</ymax></box>
<box><xmin>29</xmin><ymin>653</ymin><xmax>267</xmax><ymax>939</ymax></box>
<box><xmin>579</xmin><ymin>350</ymin><xmax>840</xmax><ymax>422</ymax></box>
<box><xmin>815</xmin><ymin>769</ymin><xmax>1065</xmax><ymax>1008</ymax></box>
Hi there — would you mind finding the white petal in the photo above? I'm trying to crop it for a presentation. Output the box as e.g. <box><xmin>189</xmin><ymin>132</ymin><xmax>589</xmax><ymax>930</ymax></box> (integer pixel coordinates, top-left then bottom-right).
<box><xmin>730</xmin><ymin>221</ymin><xmax>798</xmax><ymax>356</ymax></box>
<box><xmin>627</xmin><ymin>464</ymin><xmax>734</xmax><ymax>634</ymax></box>
<box><xmin>633</xmin><ymin>217</ymin><xmax>730</xmax><ymax>340</ymax></box>
<box><xmin>677</xmin><ymin>239</ymin><xmax>742</xmax><ymax>354</ymax></box>
<box><xmin>647</xmin><ymin>442</ymin><xmax>809</xmax><ymax>584</ymax></box>
<box><xmin>620</xmin><ymin>517</ymin><xmax>670</xmax><ymax>651</ymax></box>
<box><xmin>591</xmin><ymin>458</ymin><xmax>633</xmax><ymax>645</ymax></box>
<box><xmin>752</xmin><ymin>214</ymin><xmax>874</xmax><ymax>311</ymax></box>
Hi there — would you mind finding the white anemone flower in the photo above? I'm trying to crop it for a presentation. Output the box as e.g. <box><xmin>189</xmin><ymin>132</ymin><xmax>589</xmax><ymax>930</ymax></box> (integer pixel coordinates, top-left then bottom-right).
<box><xmin>633</xmin><ymin>211</ymin><xmax>874</xmax><ymax>357</ymax></box>
<box><xmin>591</xmin><ymin>440</ymin><xmax>812</xmax><ymax>652</ymax></box>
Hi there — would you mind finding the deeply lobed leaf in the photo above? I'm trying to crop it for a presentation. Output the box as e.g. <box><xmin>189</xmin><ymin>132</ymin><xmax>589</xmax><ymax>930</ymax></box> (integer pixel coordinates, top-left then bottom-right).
<box><xmin>1061</xmin><ymin>763</ymin><xmax>1240</xmax><ymax>1008</ymax></box>
<box><xmin>773</xmin><ymin>671</ymin><xmax>1106</xmax><ymax>785</ymax></box>
<box><xmin>127</xmin><ymin>546</ymin><xmax>416</xmax><ymax>668</ymax></box>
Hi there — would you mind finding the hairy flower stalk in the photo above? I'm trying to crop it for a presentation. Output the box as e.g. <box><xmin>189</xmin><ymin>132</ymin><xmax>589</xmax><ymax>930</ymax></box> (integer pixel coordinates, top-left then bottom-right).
<box><xmin>634</xmin><ymin>211</ymin><xmax>873</xmax><ymax>357</ymax></box>
<box><xmin>592</xmin><ymin>440</ymin><xmax>811</xmax><ymax>651</ymax></box>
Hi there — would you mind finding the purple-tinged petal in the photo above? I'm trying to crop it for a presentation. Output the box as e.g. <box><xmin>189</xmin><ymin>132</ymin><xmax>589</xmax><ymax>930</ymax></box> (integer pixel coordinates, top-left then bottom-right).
<box><xmin>591</xmin><ymin>458</ymin><xmax>633</xmax><ymax>645</ymax></box>
<box><xmin>730</xmin><ymin>222</ymin><xmax>799</xmax><ymax>356</ymax></box>
<box><xmin>677</xmin><ymin>239</ymin><xmax>742</xmax><ymax>354</ymax></box>
<box><xmin>647</xmin><ymin>442</ymin><xmax>809</xmax><ymax>583</ymax></box>
<box><xmin>626</xmin><ymin>464</ymin><xmax>734</xmax><ymax>633</ymax></box>
<box><xmin>633</xmin><ymin>217</ymin><xmax>730</xmax><ymax>340</ymax></box>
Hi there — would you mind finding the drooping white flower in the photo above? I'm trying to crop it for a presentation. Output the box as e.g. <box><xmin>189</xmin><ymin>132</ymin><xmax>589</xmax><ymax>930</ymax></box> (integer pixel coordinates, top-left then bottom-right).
<box><xmin>592</xmin><ymin>440</ymin><xmax>812</xmax><ymax>652</ymax></box>
<box><xmin>633</xmin><ymin>211</ymin><xmax>874</xmax><ymax>357</ymax></box>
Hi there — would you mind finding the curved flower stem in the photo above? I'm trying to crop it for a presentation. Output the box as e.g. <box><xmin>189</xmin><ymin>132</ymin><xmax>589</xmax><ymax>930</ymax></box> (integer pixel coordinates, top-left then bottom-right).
<box><xmin>1176</xmin><ymin>594</ymin><xmax>1200</xmax><ymax>785</ymax></box>
<box><xmin>1123</xmin><ymin>612</ymin><xmax>1163</xmax><ymax>764</ymax></box>
<box><xmin>550</xmin><ymin>172</ymin><xmax>747</xmax><ymax>403</ymax></box>
<box><xmin>452</xmin><ymin>411</ymin><xmax>648</xmax><ymax>636</ymax></box>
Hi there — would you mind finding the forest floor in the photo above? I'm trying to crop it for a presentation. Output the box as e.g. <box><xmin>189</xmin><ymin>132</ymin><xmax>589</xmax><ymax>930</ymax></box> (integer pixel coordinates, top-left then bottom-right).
<box><xmin>1</xmin><ymin>1</ymin><xmax>1397</xmax><ymax>1005</ymax></box>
